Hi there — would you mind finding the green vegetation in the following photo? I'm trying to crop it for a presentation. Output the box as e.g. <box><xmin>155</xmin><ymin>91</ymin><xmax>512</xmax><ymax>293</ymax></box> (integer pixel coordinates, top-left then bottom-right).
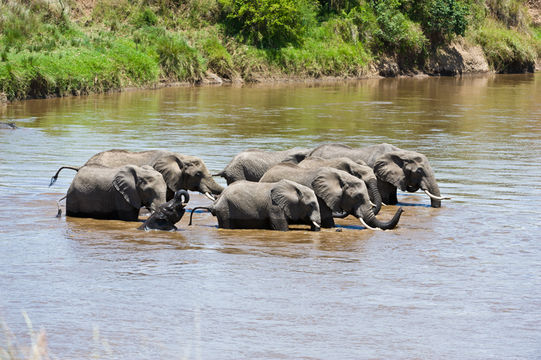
<box><xmin>0</xmin><ymin>0</ymin><xmax>539</xmax><ymax>100</ymax></box>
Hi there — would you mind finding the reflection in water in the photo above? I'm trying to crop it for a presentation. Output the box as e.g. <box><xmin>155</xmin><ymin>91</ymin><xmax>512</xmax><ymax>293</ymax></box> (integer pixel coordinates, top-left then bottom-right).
<box><xmin>1</xmin><ymin>74</ymin><xmax>540</xmax><ymax>359</ymax></box>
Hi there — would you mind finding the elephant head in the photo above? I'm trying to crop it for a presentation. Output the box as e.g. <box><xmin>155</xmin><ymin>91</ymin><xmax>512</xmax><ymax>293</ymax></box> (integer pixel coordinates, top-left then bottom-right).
<box><xmin>152</xmin><ymin>154</ymin><xmax>224</xmax><ymax>200</ymax></box>
<box><xmin>373</xmin><ymin>150</ymin><xmax>448</xmax><ymax>208</ymax></box>
<box><xmin>311</xmin><ymin>168</ymin><xmax>403</xmax><ymax>230</ymax></box>
<box><xmin>298</xmin><ymin>156</ymin><xmax>383</xmax><ymax>215</ymax></box>
<box><xmin>113</xmin><ymin>165</ymin><xmax>167</xmax><ymax>213</ymax></box>
<box><xmin>270</xmin><ymin>180</ymin><xmax>321</xmax><ymax>231</ymax></box>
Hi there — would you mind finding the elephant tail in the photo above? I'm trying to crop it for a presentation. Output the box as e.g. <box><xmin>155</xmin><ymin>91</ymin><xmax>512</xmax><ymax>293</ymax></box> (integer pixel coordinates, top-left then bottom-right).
<box><xmin>212</xmin><ymin>170</ymin><xmax>225</xmax><ymax>177</ymax></box>
<box><xmin>49</xmin><ymin>166</ymin><xmax>80</xmax><ymax>187</ymax></box>
<box><xmin>188</xmin><ymin>206</ymin><xmax>212</xmax><ymax>226</ymax></box>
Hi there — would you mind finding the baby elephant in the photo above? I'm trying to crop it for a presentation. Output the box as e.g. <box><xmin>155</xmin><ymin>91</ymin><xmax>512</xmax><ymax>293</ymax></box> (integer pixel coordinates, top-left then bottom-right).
<box><xmin>189</xmin><ymin>180</ymin><xmax>321</xmax><ymax>231</ymax></box>
<box><xmin>139</xmin><ymin>190</ymin><xmax>190</xmax><ymax>231</ymax></box>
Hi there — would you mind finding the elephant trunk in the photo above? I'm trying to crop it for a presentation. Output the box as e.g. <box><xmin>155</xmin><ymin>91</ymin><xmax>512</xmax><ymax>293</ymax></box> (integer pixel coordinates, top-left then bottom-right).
<box><xmin>366</xmin><ymin>178</ymin><xmax>383</xmax><ymax>215</ymax></box>
<box><xmin>362</xmin><ymin>207</ymin><xmax>403</xmax><ymax>230</ymax></box>
<box><xmin>174</xmin><ymin>190</ymin><xmax>190</xmax><ymax>205</ymax></box>
<box><xmin>422</xmin><ymin>177</ymin><xmax>441</xmax><ymax>208</ymax></box>
<box><xmin>202</xmin><ymin>177</ymin><xmax>224</xmax><ymax>195</ymax></box>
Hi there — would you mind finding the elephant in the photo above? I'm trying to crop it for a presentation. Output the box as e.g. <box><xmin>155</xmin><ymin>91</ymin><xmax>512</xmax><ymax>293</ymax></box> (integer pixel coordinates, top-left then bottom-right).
<box><xmin>50</xmin><ymin>149</ymin><xmax>223</xmax><ymax>201</ymax></box>
<box><xmin>189</xmin><ymin>179</ymin><xmax>321</xmax><ymax>231</ymax></box>
<box><xmin>260</xmin><ymin>164</ymin><xmax>403</xmax><ymax>230</ymax></box>
<box><xmin>215</xmin><ymin>147</ymin><xmax>312</xmax><ymax>184</ymax></box>
<box><xmin>309</xmin><ymin>143</ymin><xmax>449</xmax><ymax>208</ymax></box>
<box><xmin>64</xmin><ymin>165</ymin><xmax>167</xmax><ymax>221</ymax></box>
<box><xmin>139</xmin><ymin>190</ymin><xmax>190</xmax><ymax>231</ymax></box>
<box><xmin>297</xmin><ymin>156</ymin><xmax>382</xmax><ymax>214</ymax></box>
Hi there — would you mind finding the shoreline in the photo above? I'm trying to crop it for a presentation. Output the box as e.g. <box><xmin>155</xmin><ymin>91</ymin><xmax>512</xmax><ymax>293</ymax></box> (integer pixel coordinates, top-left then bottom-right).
<box><xmin>2</xmin><ymin>63</ymin><xmax>539</xmax><ymax>107</ymax></box>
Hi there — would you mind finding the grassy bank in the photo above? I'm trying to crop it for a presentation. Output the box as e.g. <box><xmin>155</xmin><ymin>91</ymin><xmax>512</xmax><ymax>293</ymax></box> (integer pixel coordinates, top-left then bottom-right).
<box><xmin>1</xmin><ymin>0</ymin><xmax>540</xmax><ymax>101</ymax></box>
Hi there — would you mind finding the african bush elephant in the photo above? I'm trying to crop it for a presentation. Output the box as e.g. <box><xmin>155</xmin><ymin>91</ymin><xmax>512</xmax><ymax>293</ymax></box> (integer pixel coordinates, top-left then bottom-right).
<box><xmin>260</xmin><ymin>164</ymin><xmax>403</xmax><ymax>230</ymax></box>
<box><xmin>297</xmin><ymin>156</ymin><xmax>382</xmax><ymax>214</ymax></box>
<box><xmin>215</xmin><ymin>147</ymin><xmax>312</xmax><ymax>184</ymax></box>
<box><xmin>189</xmin><ymin>179</ymin><xmax>321</xmax><ymax>231</ymax></box>
<box><xmin>309</xmin><ymin>143</ymin><xmax>449</xmax><ymax>208</ymax></box>
<box><xmin>51</xmin><ymin>149</ymin><xmax>223</xmax><ymax>201</ymax></box>
<box><xmin>139</xmin><ymin>190</ymin><xmax>189</xmax><ymax>231</ymax></box>
<box><xmin>65</xmin><ymin>165</ymin><xmax>167</xmax><ymax>221</ymax></box>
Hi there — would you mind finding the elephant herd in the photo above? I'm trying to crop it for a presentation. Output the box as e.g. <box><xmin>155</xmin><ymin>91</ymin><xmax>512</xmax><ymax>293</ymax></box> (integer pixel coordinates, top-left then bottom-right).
<box><xmin>50</xmin><ymin>143</ymin><xmax>450</xmax><ymax>232</ymax></box>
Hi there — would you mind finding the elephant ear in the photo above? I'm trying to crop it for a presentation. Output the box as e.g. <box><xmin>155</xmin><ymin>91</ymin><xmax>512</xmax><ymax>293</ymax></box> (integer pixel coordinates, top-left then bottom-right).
<box><xmin>113</xmin><ymin>166</ymin><xmax>141</xmax><ymax>208</ymax></box>
<box><xmin>311</xmin><ymin>169</ymin><xmax>344</xmax><ymax>212</ymax></box>
<box><xmin>270</xmin><ymin>180</ymin><xmax>302</xmax><ymax>219</ymax></box>
<box><xmin>373</xmin><ymin>152</ymin><xmax>404</xmax><ymax>188</ymax></box>
<box><xmin>152</xmin><ymin>155</ymin><xmax>184</xmax><ymax>191</ymax></box>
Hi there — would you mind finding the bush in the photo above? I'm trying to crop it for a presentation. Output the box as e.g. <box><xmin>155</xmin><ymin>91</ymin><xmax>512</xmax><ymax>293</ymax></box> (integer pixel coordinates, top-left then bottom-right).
<box><xmin>221</xmin><ymin>0</ymin><xmax>318</xmax><ymax>48</ymax></box>
<box><xmin>135</xmin><ymin>7</ymin><xmax>159</xmax><ymax>27</ymax></box>
<box><xmin>202</xmin><ymin>36</ymin><xmax>235</xmax><ymax>79</ymax></box>
<box><xmin>372</xmin><ymin>0</ymin><xmax>428</xmax><ymax>59</ymax></box>
<box><xmin>398</xmin><ymin>0</ymin><xmax>470</xmax><ymax>42</ymax></box>
<box><xmin>156</xmin><ymin>34</ymin><xmax>206</xmax><ymax>81</ymax></box>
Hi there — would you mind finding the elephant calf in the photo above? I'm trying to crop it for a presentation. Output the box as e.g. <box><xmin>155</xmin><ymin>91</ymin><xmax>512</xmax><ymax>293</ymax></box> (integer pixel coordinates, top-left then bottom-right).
<box><xmin>139</xmin><ymin>190</ymin><xmax>190</xmax><ymax>231</ymax></box>
<box><xmin>189</xmin><ymin>180</ymin><xmax>321</xmax><ymax>231</ymax></box>
<box><xmin>65</xmin><ymin>165</ymin><xmax>167</xmax><ymax>221</ymax></box>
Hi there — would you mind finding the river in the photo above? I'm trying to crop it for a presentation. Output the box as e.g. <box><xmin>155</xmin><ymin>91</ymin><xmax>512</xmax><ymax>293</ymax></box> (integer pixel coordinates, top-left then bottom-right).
<box><xmin>1</xmin><ymin>74</ymin><xmax>540</xmax><ymax>359</ymax></box>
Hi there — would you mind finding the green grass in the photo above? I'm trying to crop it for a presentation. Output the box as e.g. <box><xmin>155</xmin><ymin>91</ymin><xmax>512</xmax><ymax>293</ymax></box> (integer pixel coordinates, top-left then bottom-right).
<box><xmin>0</xmin><ymin>0</ymin><xmax>540</xmax><ymax>100</ymax></box>
<box><xmin>470</xmin><ymin>19</ymin><xmax>537</xmax><ymax>73</ymax></box>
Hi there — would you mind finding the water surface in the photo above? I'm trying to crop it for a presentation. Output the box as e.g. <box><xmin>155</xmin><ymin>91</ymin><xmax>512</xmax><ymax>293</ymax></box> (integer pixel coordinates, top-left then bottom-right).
<box><xmin>1</xmin><ymin>74</ymin><xmax>540</xmax><ymax>359</ymax></box>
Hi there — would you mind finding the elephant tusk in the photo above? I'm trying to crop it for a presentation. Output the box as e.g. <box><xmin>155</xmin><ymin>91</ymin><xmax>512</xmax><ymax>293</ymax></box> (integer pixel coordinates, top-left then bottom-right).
<box><xmin>204</xmin><ymin>192</ymin><xmax>216</xmax><ymax>201</ymax></box>
<box><xmin>370</xmin><ymin>201</ymin><xmax>377</xmax><ymax>207</ymax></box>
<box><xmin>359</xmin><ymin>217</ymin><xmax>378</xmax><ymax>230</ymax></box>
<box><xmin>181</xmin><ymin>202</ymin><xmax>189</xmax><ymax>207</ymax></box>
<box><xmin>312</xmin><ymin>221</ymin><xmax>321</xmax><ymax>229</ymax></box>
<box><xmin>423</xmin><ymin>190</ymin><xmax>451</xmax><ymax>201</ymax></box>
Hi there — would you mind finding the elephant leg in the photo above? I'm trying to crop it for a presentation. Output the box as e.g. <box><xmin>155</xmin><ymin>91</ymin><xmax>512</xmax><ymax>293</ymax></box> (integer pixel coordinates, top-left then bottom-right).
<box><xmin>270</xmin><ymin>216</ymin><xmax>289</xmax><ymax>231</ymax></box>
<box><xmin>217</xmin><ymin>216</ymin><xmax>231</xmax><ymax>229</ymax></box>
<box><xmin>377</xmin><ymin>179</ymin><xmax>398</xmax><ymax>205</ymax></box>
<box><xmin>318</xmin><ymin>200</ymin><xmax>335</xmax><ymax>228</ymax></box>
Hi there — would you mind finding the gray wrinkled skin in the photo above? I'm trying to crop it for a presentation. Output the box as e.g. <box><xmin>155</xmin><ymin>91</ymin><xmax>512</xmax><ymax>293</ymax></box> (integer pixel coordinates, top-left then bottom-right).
<box><xmin>84</xmin><ymin>149</ymin><xmax>223</xmax><ymax>200</ymax></box>
<box><xmin>66</xmin><ymin>165</ymin><xmax>167</xmax><ymax>221</ymax></box>
<box><xmin>260</xmin><ymin>164</ymin><xmax>402</xmax><ymax>230</ymax></box>
<box><xmin>216</xmin><ymin>148</ymin><xmax>312</xmax><ymax>184</ymax></box>
<box><xmin>194</xmin><ymin>180</ymin><xmax>321</xmax><ymax>231</ymax></box>
<box><xmin>310</xmin><ymin>143</ymin><xmax>443</xmax><ymax>208</ymax></box>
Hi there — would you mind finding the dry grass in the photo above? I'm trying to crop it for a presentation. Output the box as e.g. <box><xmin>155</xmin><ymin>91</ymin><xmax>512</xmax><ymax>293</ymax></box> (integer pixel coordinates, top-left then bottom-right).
<box><xmin>1</xmin><ymin>313</ymin><xmax>51</xmax><ymax>360</ymax></box>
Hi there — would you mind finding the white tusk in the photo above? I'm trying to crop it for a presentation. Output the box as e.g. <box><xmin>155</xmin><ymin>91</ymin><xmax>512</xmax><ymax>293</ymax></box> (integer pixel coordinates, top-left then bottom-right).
<box><xmin>359</xmin><ymin>217</ymin><xmax>378</xmax><ymax>230</ymax></box>
<box><xmin>312</xmin><ymin>221</ymin><xmax>321</xmax><ymax>229</ymax></box>
<box><xmin>370</xmin><ymin>201</ymin><xmax>377</xmax><ymax>207</ymax></box>
<box><xmin>181</xmin><ymin>202</ymin><xmax>189</xmax><ymax>207</ymax></box>
<box><xmin>423</xmin><ymin>190</ymin><xmax>451</xmax><ymax>201</ymax></box>
<box><xmin>204</xmin><ymin>192</ymin><xmax>216</xmax><ymax>201</ymax></box>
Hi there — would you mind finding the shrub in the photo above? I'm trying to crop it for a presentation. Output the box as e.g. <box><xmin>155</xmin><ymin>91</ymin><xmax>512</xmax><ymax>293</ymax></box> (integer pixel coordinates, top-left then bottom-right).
<box><xmin>156</xmin><ymin>34</ymin><xmax>206</xmax><ymax>81</ymax></box>
<box><xmin>135</xmin><ymin>7</ymin><xmax>159</xmax><ymax>27</ymax></box>
<box><xmin>202</xmin><ymin>36</ymin><xmax>235</xmax><ymax>79</ymax></box>
<box><xmin>221</xmin><ymin>0</ymin><xmax>318</xmax><ymax>48</ymax></box>
<box><xmin>398</xmin><ymin>0</ymin><xmax>470</xmax><ymax>42</ymax></box>
<box><xmin>372</xmin><ymin>0</ymin><xmax>428</xmax><ymax>59</ymax></box>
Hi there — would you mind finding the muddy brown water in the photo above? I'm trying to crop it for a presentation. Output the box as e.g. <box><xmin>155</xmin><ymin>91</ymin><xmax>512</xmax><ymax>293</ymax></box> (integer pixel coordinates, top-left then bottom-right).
<box><xmin>1</xmin><ymin>74</ymin><xmax>540</xmax><ymax>359</ymax></box>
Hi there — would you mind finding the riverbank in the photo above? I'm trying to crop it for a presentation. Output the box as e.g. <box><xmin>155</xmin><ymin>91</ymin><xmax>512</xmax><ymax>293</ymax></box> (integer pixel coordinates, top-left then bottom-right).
<box><xmin>1</xmin><ymin>0</ymin><xmax>540</xmax><ymax>102</ymax></box>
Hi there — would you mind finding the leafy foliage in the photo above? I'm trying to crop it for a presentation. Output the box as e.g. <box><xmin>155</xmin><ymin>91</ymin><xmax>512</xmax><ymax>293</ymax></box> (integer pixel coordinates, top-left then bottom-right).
<box><xmin>221</xmin><ymin>0</ymin><xmax>318</xmax><ymax>48</ymax></box>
